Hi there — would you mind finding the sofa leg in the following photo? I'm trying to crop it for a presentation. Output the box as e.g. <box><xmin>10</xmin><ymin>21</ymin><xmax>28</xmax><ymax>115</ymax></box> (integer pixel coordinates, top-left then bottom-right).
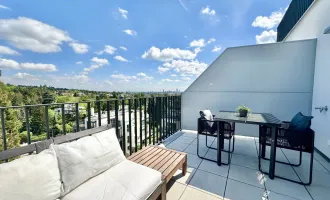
<box><xmin>161</xmin><ymin>182</ymin><xmax>166</xmax><ymax>200</ymax></box>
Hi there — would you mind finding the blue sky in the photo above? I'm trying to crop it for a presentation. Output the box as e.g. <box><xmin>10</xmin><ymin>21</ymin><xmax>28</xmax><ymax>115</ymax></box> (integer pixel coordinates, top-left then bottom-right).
<box><xmin>0</xmin><ymin>0</ymin><xmax>291</xmax><ymax>92</ymax></box>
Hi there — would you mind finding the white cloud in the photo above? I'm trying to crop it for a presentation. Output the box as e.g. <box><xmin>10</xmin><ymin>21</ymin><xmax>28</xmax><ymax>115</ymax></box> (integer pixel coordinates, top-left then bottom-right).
<box><xmin>76</xmin><ymin>61</ymin><xmax>83</xmax><ymax>65</ymax></box>
<box><xmin>200</xmin><ymin>6</ymin><xmax>216</xmax><ymax>16</ymax></box>
<box><xmin>120</xmin><ymin>46</ymin><xmax>128</xmax><ymax>51</ymax></box>
<box><xmin>0</xmin><ymin>58</ymin><xmax>20</xmax><ymax>69</ymax></box>
<box><xmin>137</xmin><ymin>72</ymin><xmax>146</xmax><ymax>77</ymax></box>
<box><xmin>142</xmin><ymin>46</ymin><xmax>197</xmax><ymax>62</ymax></box>
<box><xmin>212</xmin><ymin>45</ymin><xmax>221</xmax><ymax>52</ymax></box>
<box><xmin>123</xmin><ymin>29</ymin><xmax>137</xmax><ymax>36</ymax></box>
<box><xmin>256</xmin><ymin>30</ymin><xmax>277</xmax><ymax>44</ymax></box>
<box><xmin>252</xmin><ymin>9</ymin><xmax>286</xmax><ymax>29</ymax></box>
<box><xmin>105</xmin><ymin>80</ymin><xmax>113</xmax><ymax>85</ymax></box>
<box><xmin>20</xmin><ymin>63</ymin><xmax>57</xmax><ymax>72</ymax></box>
<box><xmin>0</xmin><ymin>45</ymin><xmax>20</xmax><ymax>55</ymax></box>
<box><xmin>190</xmin><ymin>39</ymin><xmax>205</xmax><ymax>48</ymax></box>
<box><xmin>14</xmin><ymin>72</ymin><xmax>39</xmax><ymax>80</ymax></box>
<box><xmin>137</xmin><ymin>72</ymin><xmax>153</xmax><ymax>80</ymax></box>
<box><xmin>0</xmin><ymin>58</ymin><xmax>57</xmax><ymax>71</ymax></box>
<box><xmin>84</xmin><ymin>64</ymin><xmax>100</xmax><ymax>72</ymax></box>
<box><xmin>161</xmin><ymin>79</ymin><xmax>173</xmax><ymax>82</ymax></box>
<box><xmin>72</xmin><ymin>75</ymin><xmax>88</xmax><ymax>82</ymax></box>
<box><xmin>0</xmin><ymin>4</ymin><xmax>10</xmax><ymax>10</ymax></box>
<box><xmin>111</xmin><ymin>74</ymin><xmax>137</xmax><ymax>82</ymax></box>
<box><xmin>91</xmin><ymin>57</ymin><xmax>109</xmax><ymax>66</ymax></box>
<box><xmin>162</xmin><ymin>60</ymin><xmax>207</xmax><ymax>76</ymax></box>
<box><xmin>158</xmin><ymin>66</ymin><xmax>170</xmax><ymax>74</ymax></box>
<box><xmin>95</xmin><ymin>45</ymin><xmax>117</xmax><ymax>55</ymax></box>
<box><xmin>0</xmin><ymin>17</ymin><xmax>73</xmax><ymax>53</ymax></box>
<box><xmin>114</xmin><ymin>55</ymin><xmax>129</xmax><ymax>62</ymax></box>
<box><xmin>181</xmin><ymin>77</ymin><xmax>191</xmax><ymax>81</ymax></box>
<box><xmin>69</xmin><ymin>42</ymin><xmax>89</xmax><ymax>54</ymax></box>
<box><xmin>207</xmin><ymin>38</ymin><xmax>216</xmax><ymax>44</ymax></box>
<box><xmin>118</xmin><ymin>7</ymin><xmax>128</xmax><ymax>19</ymax></box>
<box><xmin>170</xmin><ymin>74</ymin><xmax>177</xmax><ymax>77</ymax></box>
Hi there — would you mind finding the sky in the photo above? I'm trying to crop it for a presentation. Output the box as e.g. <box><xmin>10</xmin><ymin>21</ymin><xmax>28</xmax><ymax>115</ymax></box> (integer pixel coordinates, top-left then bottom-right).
<box><xmin>0</xmin><ymin>0</ymin><xmax>291</xmax><ymax>92</ymax></box>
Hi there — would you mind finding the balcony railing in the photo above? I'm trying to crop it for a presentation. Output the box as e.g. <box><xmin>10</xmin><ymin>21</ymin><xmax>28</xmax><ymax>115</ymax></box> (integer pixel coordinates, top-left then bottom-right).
<box><xmin>0</xmin><ymin>95</ymin><xmax>181</xmax><ymax>156</ymax></box>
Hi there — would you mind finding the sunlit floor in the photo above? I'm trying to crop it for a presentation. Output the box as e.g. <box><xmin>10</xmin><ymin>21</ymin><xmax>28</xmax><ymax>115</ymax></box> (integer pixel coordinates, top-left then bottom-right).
<box><xmin>161</xmin><ymin>130</ymin><xmax>330</xmax><ymax>200</ymax></box>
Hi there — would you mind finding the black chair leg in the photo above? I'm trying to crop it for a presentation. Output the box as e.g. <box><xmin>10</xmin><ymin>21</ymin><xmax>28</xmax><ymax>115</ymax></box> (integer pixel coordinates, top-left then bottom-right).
<box><xmin>197</xmin><ymin>133</ymin><xmax>230</xmax><ymax>165</ymax></box>
<box><xmin>261</xmin><ymin>143</ymin><xmax>266</xmax><ymax>158</ymax></box>
<box><xmin>258</xmin><ymin>148</ymin><xmax>313</xmax><ymax>185</ymax></box>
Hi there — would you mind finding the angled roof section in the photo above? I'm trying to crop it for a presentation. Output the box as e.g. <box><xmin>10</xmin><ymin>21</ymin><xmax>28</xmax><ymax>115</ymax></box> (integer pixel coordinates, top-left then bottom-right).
<box><xmin>277</xmin><ymin>0</ymin><xmax>314</xmax><ymax>42</ymax></box>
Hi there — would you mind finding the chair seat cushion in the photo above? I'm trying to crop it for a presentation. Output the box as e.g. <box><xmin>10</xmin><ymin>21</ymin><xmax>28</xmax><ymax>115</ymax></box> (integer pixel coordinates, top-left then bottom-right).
<box><xmin>61</xmin><ymin>160</ymin><xmax>162</xmax><ymax>200</ymax></box>
<box><xmin>0</xmin><ymin>145</ymin><xmax>61</xmax><ymax>200</ymax></box>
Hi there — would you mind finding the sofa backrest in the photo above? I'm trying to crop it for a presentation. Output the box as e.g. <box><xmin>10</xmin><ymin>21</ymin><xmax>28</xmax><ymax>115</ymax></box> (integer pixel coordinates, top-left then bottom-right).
<box><xmin>54</xmin><ymin>128</ymin><xmax>126</xmax><ymax>196</ymax></box>
<box><xmin>0</xmin><ymin>125</ymin><xmax>115</xmax><ymax>162</ymax></box>
<box><xmin>0</xmin><ymin>145</ymin><xmax>62</xmax><ymax>200</ymax></box>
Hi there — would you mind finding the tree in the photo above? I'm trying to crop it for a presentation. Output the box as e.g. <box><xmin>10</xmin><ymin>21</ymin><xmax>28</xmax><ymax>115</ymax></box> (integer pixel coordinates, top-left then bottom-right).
<box><xmin>42</xmin><ymin>91</ymin><xmax>56</xmax><ymax>104</ymax></box>
<box><xmin>0</xmin><ymin>81</ymin><xmax>21</xmax><ymax>151</ymax></box>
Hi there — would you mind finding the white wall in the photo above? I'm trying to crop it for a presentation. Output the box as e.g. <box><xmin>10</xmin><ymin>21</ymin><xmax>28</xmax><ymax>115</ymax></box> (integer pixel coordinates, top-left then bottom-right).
<box><xmin>285</xmin><ymin>0</ymin><xmax>330</xmax><ymax>41</ymax></box>
<box><xmin>311</xmin><ymin>34</ymin><xmax>330</xmax><ymax>158</ymax></box>
<box><xmin>182</xmin><ymin>39</ymin><xmax>316</xmax><ymax>137</ymax></box>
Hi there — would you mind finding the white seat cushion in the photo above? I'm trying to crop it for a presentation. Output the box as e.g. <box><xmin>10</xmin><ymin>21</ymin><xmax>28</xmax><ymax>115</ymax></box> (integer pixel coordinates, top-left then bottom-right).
<box><xmin>61</xmin><ymin>160</ymin><xmax>162</xmax><ymax>200</ymax></box>
<box><xmin>0</xmin><ymin>145</ymin><xmax>61</xmax><ymax>200</ymax></box>
<box><xmin>54</xmin><ymin>128</ymin><xmax>126</xmax><ymax>196</ymax></box>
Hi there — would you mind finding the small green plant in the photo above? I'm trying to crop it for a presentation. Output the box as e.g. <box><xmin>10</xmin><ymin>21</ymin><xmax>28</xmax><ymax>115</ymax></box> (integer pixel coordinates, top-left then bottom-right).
<box><xmin>236</xmin><ymin>105</ymin><xmax>252</xmax><ymax>113</ymax></box>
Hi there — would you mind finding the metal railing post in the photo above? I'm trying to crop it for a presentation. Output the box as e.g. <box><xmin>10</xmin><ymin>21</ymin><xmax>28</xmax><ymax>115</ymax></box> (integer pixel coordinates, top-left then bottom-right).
<box><xmin>25</xmin><ymin>107</ymin><xmax>31</xmax><ymax>144</ymax></box>
<box><xmin>139</xmin><ymin>98</ymin><xmax>143</xmax><ymax>149</ymax></box>
<box><xmin>128</xmin><ymin>99</ymin><xmax>132</xmax><ymax>154</ymax></box>
<box><xmin>144</xmin><ymin>98</ymin><xmax>147</xmax><ymax>146</ymax></box>
<box><xmin>1</xmin><ymin>109</ymin><xmax>7</xmax><ymax>151</ymax></box>
<box><xmin>122</xmin><ymin>99</ymin><xmax>126</xmax><ymax>155</ymax></box>
<box><xmin>75</xmin><ymin>103</ymin><xmax>80</xmax><ymax>132</ymax></box>
<box><xmin>148</xmin><ymin>98</ymin><xmax>151</xmax><ymax>145</ymax></box>
<box><xmin>61</xmin><ymin>104</ymin><xmax>66</xmax><ymax>135</ymax></box>
<box><xmin>115</xmin><ymin>100</ymin><xmax>119</xmax><ymax>138</ymax></box>
<box><xmin>87</xmin><ymin>102</ymin><xmax>91</xmax><ymax>129</ymax></box>
<box><xmin>97</xmin><ymin>101</ymin><xmax>101</xmax><ymax>127</ymax></box>
<box><xmin>45</xmin><ymin>106</ymin><xmax>50</xmax><ymax>139</ymax></box>
<box><xmin>160</xmin><ymin>97</ymin><xmax>163</xmax><ymax>141</ymax></box>
<box><xmin>134</xmin><ymin>99</ymin><xmax>138</xmax><ymax>152</ymax></box>
<box><xmin>152</xmin><ymin>98</ymin><xmax>155</xmax><ymax>145</ymax></box>
<box><xmin>107</xmin><ymin>101</ymin><xmax>110</xmax><ymax>125</ymax></box>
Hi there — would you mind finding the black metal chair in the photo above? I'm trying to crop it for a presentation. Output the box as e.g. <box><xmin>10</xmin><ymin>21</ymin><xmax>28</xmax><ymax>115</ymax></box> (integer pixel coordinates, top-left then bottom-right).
<box><xmin>197</xmin><ymin>117</ymin><xmax>235</xmax><ymax>165</ymax></box>
<box><xmin>258</xmin><ymin>122</ymin><xmax>315</xmax><ymax>185</ymax></box>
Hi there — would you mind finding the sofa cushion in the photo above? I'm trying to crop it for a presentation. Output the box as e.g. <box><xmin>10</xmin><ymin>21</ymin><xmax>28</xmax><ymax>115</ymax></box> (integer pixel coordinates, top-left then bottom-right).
<box><xmin>0</xmin><ymin>145</ymin><xmax>61</xmax><ymax>200</ymax></box>
<box><xmin>53</xmin><ymin>128</ymin><xmax>126</xmax><ymax>196</ymax></box>
<box><xmin>61</xmin><ymin>160</ymin><xmax>162</xmax><ymax>200</ymax></box>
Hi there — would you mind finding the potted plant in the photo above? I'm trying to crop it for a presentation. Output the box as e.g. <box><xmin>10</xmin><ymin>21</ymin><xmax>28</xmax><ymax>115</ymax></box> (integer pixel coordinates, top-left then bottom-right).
<box><xmin>236</xmin><ymin>105</ymin><xmax>251</xmax><ymax>117</ymax></box>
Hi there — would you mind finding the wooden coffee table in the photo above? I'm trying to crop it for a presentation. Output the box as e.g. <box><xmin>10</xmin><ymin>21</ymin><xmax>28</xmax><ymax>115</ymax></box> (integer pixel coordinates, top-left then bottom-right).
<box><xmin>128</xmin><ymin>145</ymin><xmax>187</xmax><ymax>199</ymax></box>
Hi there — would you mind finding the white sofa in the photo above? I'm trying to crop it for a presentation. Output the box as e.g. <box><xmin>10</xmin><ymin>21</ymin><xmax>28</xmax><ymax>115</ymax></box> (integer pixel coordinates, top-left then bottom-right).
<box><xmin>0</xmin><ymin>128</ymin><xmax>163</xmax><ymax>200</ymax></box>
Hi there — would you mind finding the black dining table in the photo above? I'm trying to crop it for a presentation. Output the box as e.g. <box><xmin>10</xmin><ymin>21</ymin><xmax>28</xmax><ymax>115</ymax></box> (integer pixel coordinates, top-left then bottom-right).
<box><xmin>215</xmin><ymin>111</ymin><xmax>282</xmax><ymax>179</ymax></box>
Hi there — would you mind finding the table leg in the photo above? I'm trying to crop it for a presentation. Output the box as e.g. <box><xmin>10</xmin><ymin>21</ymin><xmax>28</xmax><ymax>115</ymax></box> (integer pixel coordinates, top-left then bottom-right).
<box><xmin>269</xmin><ymin>126</ymin><xmax>277</xmax><ymax>179</ymax></box>
<box><xmin>217</xmin><ymin>121</ymin><xmax>222</xmax><ymax>166</ymax></box>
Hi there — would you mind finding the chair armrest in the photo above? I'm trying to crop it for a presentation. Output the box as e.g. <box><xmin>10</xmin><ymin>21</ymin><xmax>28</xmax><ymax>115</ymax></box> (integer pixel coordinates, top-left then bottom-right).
<box><xmin>281</xmin><ymin>121</ymin><xmax>290</xmax><ymax>129</ymax></box>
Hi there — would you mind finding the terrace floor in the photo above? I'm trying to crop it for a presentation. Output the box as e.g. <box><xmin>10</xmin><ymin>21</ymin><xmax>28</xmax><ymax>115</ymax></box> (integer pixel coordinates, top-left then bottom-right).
<box><xmin>161</xmin><ymin>130</ymin><xmax>330</xmax><ymax>200</ymax></box>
